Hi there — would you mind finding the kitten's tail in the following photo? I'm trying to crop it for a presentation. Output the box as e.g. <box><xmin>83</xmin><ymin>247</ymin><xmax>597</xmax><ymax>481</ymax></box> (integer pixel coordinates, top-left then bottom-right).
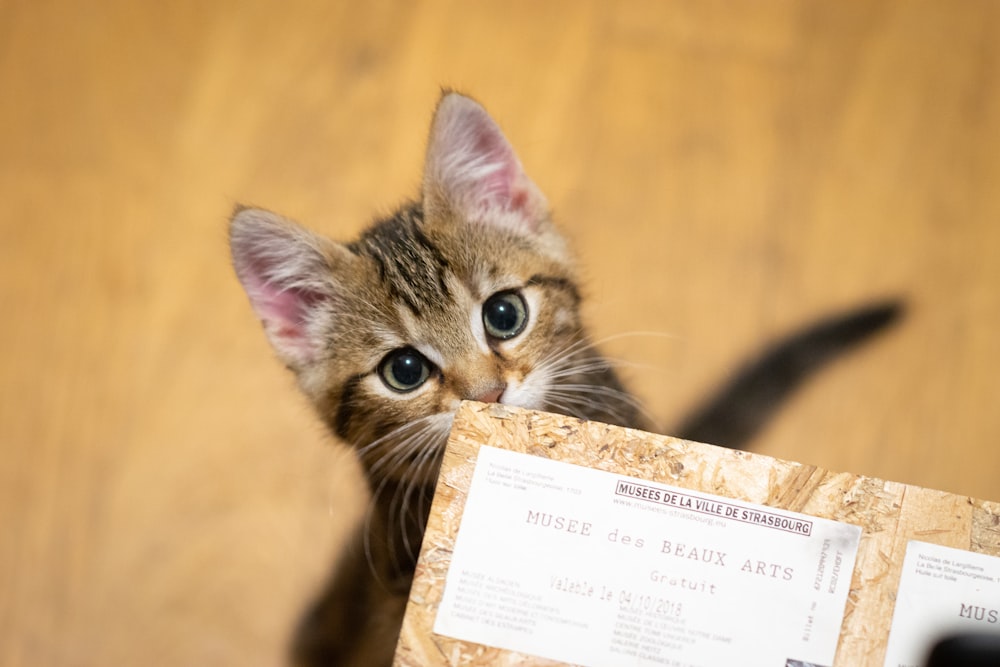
<box><xmin>673</xmin><ymin>300</ymin><xmax>904</xmax><ymax>450</ymax></box>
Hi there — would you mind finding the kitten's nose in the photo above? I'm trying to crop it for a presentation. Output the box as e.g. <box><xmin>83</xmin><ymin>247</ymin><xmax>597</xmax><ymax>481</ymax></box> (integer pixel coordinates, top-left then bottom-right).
<box><xmin>474</xmin><ymin>383</ymin><xmax>506</xmax><ymax>404</ymax></box>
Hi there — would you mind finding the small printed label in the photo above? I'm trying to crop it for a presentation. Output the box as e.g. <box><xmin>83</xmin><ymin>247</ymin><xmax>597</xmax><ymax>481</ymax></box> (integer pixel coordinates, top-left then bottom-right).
<box><xmin>882</xmin><ymin>541</ymin><xmax>1000</xmax><ymax>667</ymax></box>
<box><xmin>433</xmin><ymin>446</ymin><xmax>861</xmax><ymax>667</ymax></box>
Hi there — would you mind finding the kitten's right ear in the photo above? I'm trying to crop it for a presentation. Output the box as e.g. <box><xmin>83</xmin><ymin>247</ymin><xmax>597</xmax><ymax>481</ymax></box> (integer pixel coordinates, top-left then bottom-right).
<box><xmin>423</xmin><ymin>92</ymin><xmax>549</xmax><ymax>234</ymax></box>
<box><xmin>229</xmin><ymin>206</ymin><xmax>347</xmax><ymax>370</ymax></box>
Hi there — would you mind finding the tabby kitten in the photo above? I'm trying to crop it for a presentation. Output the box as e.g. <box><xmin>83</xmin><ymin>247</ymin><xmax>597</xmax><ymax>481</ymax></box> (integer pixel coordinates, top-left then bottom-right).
<box><xmin>230</xmin><ymin>92</ymin><xmax>649</xmax><ymax>666</ymax></box>
<box><xmin>229</xmin><ymin>92</ymin><xmax>899</xmax><ymax>666</ymax></box>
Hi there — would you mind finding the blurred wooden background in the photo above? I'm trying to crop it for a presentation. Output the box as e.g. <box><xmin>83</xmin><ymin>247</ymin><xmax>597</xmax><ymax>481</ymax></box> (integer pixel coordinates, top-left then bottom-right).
<box><xmin>2</xmin><ymin>1</ymin><xmax>998</xmax><ymax>665</ymax></box>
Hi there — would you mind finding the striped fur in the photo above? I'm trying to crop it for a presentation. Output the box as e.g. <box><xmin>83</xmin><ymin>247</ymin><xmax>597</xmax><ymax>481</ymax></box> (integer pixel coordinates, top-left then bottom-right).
<box><xmin>230</xmin><ymin>92</ymin><xmax>649</xmax><ymax>667</ymax></box>
<box><xmin>228</xmin><ymin>92</ymin><xmax>901</xmax><ymax>667</ymax></box>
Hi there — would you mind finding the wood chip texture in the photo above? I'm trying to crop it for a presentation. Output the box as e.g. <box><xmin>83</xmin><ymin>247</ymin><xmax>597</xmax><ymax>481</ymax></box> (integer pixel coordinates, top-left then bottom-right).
<box><xmin>394</xmin><ymin>402</ymin><xmax>1000</xmax><ymax>666</ymax></box>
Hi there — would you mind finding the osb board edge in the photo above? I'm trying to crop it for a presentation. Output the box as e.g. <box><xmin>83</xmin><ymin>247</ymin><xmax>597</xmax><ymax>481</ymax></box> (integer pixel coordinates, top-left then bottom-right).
<box><xmin>395</xmin><ymin>402</ymin><xmax>1000</xmax><ymax>667</ymax></box>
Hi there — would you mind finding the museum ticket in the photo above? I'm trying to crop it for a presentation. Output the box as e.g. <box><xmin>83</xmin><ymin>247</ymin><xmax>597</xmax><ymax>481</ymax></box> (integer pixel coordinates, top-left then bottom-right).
<box><xmin>882</xmin><ymin>541</ymin><xmax>1000</xmax><ymax>667</ymax></box>
<box><xmin>433</xmin><ymin>446</ymin><xmax>861</xmax><ymax>667</ymax></box>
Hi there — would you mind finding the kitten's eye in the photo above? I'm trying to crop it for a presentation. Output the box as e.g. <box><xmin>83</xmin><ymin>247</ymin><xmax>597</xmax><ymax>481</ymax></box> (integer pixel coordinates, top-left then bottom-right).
<box><xmin>379</xmin><ymin>348</ymin><xmax>431</xmax><ymax>392</ymax></box>
<box><xmin>483</xmin><ymin>291</ymin><xmax>528</xmax><ymax>340</ymax></box>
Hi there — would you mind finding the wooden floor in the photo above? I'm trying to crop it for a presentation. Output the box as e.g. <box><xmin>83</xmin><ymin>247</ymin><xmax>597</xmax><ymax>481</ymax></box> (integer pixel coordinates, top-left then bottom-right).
<box><xmin>3</xmin><ymin>1</ymin><xmax>998</xmax><ymax>665</ymax></box>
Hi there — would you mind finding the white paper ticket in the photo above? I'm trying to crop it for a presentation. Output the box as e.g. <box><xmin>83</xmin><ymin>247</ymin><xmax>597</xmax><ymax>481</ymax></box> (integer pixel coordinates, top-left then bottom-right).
<box><xmin>882</xmin><ymin>540</ymin><xmax>1000</xmax><ymax>667</ymax></box>
<box><xmin>434</xmin><ymin>446</ymin><xmax>861</xmax><ymax>667</ymax></box>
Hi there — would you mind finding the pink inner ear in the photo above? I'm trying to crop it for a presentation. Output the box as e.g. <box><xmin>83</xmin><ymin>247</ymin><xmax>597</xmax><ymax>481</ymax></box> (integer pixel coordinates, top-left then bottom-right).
<box><xmin>230</xmin><ymin>207</ymin><xmax>341</xmax><ymax>367</ymax></box>
<box><xmin>261</xmin><ymin>286</ymin><xmax>311</xmax><ymax>332</ymax></box>
<box><xmin>244</xmin><ymin>272</ymin><xmax>327</xmax><ymax>362</ymax></box>
<box><xmin>471</xmin><ymin>129</ymin><xmax>518</xmax><ymax>205</ymax></box>
<box><xmin>427</xmin><ymin>94</ymin><xmax>547</xmax><ymax>230</ymax></box>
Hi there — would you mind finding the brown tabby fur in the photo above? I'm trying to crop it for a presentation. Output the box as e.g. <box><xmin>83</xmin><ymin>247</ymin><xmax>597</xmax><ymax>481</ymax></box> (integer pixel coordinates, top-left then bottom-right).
<box><xmin>230</xmin><ymin>92</ymin><xmax>650</xmax><ymax>666</ymax></box>
<box><xmin>229</xmin><ymin>92</ymin><xmax>900</xmax><ymax>666</ymax></box>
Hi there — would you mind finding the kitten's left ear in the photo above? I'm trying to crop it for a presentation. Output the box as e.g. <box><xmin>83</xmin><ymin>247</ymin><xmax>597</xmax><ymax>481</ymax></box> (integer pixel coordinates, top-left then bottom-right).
<box><xmin>423</xmin><ymin>92</ymin><xmax>549</xmax><ymax>234</ymax></box>
<box><xmin>229</xmin><ymin>207</ymin><xmax>348</xmax><ymax>370</ymax></box>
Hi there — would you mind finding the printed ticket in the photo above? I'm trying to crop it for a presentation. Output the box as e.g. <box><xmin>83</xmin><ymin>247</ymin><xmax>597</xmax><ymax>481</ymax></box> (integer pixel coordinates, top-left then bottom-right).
<box><xmin>882</xmin><ymin>541</ymin><xmax>1000</xmax><ymax>667</ymax></box>
<box><xmin>433</xmin><ymin>446</ymin><xmax>861</xmax><ymax>667</ymax></box>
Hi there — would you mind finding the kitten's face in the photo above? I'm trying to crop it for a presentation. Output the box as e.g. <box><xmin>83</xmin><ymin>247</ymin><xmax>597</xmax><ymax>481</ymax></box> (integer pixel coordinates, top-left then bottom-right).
<box><xmin>230</xmin><ymin>93</ymin><xmax>594</xmax><ymax>485</ymax></box>
<box><xmin>309</xmin><ymin>205</ymin><xmax>584</xmax><ymax>484</ymax></box>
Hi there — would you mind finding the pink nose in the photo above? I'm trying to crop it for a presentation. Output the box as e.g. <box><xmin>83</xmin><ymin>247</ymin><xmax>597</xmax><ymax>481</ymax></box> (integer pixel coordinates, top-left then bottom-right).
<box><xmin>475</xmin><ymin>384</ymin><xmax>505</xmax><ymax>404</ymax></box>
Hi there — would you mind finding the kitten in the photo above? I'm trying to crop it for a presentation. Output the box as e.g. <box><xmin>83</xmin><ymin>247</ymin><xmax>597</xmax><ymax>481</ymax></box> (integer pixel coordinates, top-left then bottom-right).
<box><xmin>229</xmin><ymin>92</ymin><xmax>899</xmax><ymax>666</ymax></box>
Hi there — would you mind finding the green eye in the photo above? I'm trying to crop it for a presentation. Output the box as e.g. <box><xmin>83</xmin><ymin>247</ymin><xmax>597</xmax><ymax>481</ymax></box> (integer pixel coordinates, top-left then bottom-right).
<box><xmin>379</xmin><ymin>348</ymin><xmax>431</xmax><ymax>392</ymax></box>
<box><xmin>483</xmin><ymin>291</ymin><xmax>528</xmax><ymax>340</ymax></box>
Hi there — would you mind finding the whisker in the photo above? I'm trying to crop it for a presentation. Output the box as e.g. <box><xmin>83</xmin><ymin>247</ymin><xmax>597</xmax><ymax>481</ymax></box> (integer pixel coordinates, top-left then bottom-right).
<box><xmin>358</xmin><ymin>413</ymin><xmax>452</xmax><ymax>584</ymax></box>
<box><xmin>588</xmin><ymin>330</ymin><xmax>679</xmax><ymax>347</ymax></box>
<box><xmin>398</xmin><ymin>436</ymin><xmax>443</xmax><ymax>562</ymax></box>
<box><xmin>543</xmin><ymin>392</ymin><xmax>634</xmax><ymax>426</ymax></box>
<box><xmin>536</xmin><ymin>330</ymin><xmax>676</xmax><ymax>377</ymax></box>
<box><xmin>356</xmin><ymin>416</ymin><xmax>435</xmax><ymax>460</ymax></box>
<box><xmin>537</xmin><ymin>331</ymin><xmax>676</xmax><ymax>369</ymax></box>
<box><xmin>549</xmin><ymin>383</ymin><xmax>649</xmax><ymax>411</ymax></box>
<box><xmin>359</xmin><ymin>417</ymin><xmax>442</xmax><ymax>585</ymax></box>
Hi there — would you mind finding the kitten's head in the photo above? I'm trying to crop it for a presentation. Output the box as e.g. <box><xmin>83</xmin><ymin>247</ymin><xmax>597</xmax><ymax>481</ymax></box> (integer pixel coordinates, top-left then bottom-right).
<box><xmin>230</xmin><ymin>93</ymin><xmax>600</xmax><ymax>486</ymax></box>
